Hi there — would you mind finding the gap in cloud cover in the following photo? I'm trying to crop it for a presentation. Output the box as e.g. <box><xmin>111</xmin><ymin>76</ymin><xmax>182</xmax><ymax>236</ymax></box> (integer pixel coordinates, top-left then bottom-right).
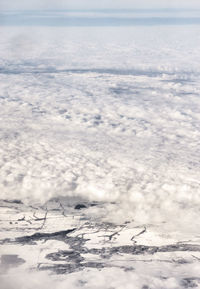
<box><xmin>1</xmin><ymin>9</ymin><xmax>200</xmax><ymax>27</ymax></box>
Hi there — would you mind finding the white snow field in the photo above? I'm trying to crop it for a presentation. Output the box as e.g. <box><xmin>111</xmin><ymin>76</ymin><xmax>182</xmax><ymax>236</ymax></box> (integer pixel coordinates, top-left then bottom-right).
<box><xmin>0</xmin><ymin>10</ymin><xmax>200</xmax><ymax>289</ymax></box>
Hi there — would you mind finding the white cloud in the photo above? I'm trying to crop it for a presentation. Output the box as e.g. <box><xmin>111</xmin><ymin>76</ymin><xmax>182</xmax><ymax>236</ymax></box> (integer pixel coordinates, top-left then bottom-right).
<box><xmin>0</xmin><ymin>25</ymin><xmax>200</xmax><ymax>221</ymax></box>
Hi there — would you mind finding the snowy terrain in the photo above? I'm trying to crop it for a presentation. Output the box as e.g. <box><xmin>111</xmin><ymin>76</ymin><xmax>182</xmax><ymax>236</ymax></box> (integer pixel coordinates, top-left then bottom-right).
<box><xmin>0</xmin><ymin>10</ymin><xmax>200</xmax><ymax>289</ymax></box>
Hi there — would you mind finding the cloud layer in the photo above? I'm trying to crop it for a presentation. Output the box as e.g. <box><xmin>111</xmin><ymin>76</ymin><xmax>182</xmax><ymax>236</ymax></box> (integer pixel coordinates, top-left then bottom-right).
<box><xmin>0</xmin><ymin>21</ymin><xmax>200</xmax><ymax>229</ymax></box>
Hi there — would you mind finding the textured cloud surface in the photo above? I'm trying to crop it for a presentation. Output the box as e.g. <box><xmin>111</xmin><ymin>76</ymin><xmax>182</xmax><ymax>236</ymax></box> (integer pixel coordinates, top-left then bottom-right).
<box><xmin>1</xmin><ymin>17</ymin><xmax>200</xmax><ymax>227</ymax></box>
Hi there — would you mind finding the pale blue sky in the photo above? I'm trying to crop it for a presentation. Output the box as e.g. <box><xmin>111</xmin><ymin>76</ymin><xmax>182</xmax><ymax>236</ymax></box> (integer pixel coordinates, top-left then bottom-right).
<box><xmin>1</xmin><ymin>0</ymin><xmax>200</xmax><ymax>10</ymax></box>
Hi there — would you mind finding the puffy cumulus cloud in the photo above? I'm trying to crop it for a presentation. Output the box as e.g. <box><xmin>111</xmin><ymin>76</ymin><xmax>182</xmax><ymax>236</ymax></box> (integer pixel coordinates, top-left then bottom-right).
<box><xmin>0</xmin><ymin>25</ymin><xmax>200</xmax><ymax>227</ymax></box>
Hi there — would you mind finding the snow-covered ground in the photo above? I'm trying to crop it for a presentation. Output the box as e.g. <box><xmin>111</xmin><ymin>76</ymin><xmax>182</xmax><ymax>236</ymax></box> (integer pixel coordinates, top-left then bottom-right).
<box><xmin>0</xmin><ymin>10</ymin><xmax>200</xmax><ymax>288</ymax></box>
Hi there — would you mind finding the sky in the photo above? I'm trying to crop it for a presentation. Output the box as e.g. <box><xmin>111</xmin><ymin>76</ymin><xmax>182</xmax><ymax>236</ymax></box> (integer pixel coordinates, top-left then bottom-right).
<box><xmin>1</xmin><ymin>0</ymin><xmax>200</xmax><ymax>10</ymax></box>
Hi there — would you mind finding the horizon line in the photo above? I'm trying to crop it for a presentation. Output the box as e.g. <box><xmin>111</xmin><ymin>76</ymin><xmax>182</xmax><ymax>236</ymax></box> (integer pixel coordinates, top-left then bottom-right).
<box><xmin>1</xmin><ymin>8</ymin><xmax>200</xmax><ymax>13</ymax></box>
